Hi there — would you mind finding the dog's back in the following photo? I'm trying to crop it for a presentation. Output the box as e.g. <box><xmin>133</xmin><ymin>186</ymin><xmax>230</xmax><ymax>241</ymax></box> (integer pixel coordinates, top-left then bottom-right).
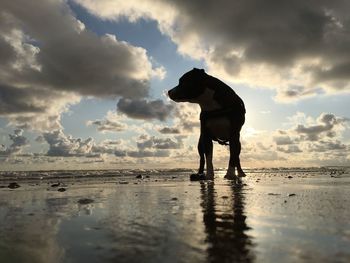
<box><xmin>201</xmin><ymin>75</ymin><xmax>245</xmax><ymax>132</ymax></box>
<box><xmin>207</xmin><ymin>75</ymin><xmax>245</xmax><ymax>115</ymax></box>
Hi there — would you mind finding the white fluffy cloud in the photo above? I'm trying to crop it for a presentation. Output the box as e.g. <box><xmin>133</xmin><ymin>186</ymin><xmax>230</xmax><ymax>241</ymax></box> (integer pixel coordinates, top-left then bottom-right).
<box><xmin>0</xmin><ymin>129</ymin><xmax>29</xmax><ymax>157</ymax></box>
<box><xmin>43</xmin><ymin>130</ymin><xmax>94</xmax><ymax>157</ymax></box>
<box><xmin>243</xmin><ymin>112</ymin><xmax>350</xmax><ymax>166</ymax></box>
<box><xmin>87</xmin><ymin>111</ymin><xmax>127</xmax><ymax>133</ymax></box>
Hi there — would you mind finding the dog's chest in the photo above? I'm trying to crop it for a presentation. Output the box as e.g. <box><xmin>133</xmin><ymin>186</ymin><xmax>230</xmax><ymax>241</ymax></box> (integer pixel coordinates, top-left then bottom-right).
<box><xmin>205</xmin><ymin>117</ymin><xmax>231</xmax><ymax>140</ymax></box>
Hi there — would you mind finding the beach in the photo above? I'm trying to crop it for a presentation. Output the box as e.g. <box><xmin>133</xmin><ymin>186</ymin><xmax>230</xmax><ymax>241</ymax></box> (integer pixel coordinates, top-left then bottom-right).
<box><xmin>0</xmin><ymin>168</ymin><xmax>349</xmax><ymax>263</ymax></box>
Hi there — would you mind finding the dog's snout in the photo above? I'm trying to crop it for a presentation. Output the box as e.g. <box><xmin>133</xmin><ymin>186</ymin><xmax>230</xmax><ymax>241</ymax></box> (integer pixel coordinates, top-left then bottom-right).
<box><xmin>168</xmin><ymin>87</ymin><xmax>177</xmax><ymax>100</ymax></box>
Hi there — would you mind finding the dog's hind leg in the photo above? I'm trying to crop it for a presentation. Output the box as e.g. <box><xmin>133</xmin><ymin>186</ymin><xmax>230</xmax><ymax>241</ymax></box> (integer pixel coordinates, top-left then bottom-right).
<box><xmin>204</xmin><ymin>135</ymin><xmax>214</xmax><ymax>180</ymax></box>
<box><xmin>197</xmin><ymin>136</ymin><xmax>205</xmax><ymax>175</ymax></box>
<box><xmin>225</xmin><ymin>132</ymin><xmax>246</xmax><ymax>179</ymax></box>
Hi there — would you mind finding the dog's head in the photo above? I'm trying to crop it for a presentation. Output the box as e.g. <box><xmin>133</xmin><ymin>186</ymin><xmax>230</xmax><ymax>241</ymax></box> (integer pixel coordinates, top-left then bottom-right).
<box><xmin>168</xmin><ymin>68</ymin><xmax>208</xmax><ymax>103</ymax></box>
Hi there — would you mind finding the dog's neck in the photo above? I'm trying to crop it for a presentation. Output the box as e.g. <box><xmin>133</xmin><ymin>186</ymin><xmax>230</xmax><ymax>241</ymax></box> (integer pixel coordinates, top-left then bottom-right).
<box><xmin>196</xmin><ymin>88</ymin><xmax>222</xmax><ymax>111</ymax></box>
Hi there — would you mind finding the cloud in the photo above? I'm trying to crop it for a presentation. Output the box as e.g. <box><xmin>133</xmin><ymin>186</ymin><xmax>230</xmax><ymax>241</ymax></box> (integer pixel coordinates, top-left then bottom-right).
<box><xmin>117</xmin><ymin>98</ymin><xmax>174</xmax><ymax>121</ymax></box>
<box><xmin>237</xmin><ymin>111</ymin><xmax>350</xmax><ymax>166</ymax></box>
<box><xmin>87</xmin><ymin>112</ymin><xmax>126</xmax><ymax>133</ymax></box>
<box><xmin>273</xmin><ymin>134</ymin><xmax>295</xmax><ymax>145</ymax></box>
<box><xmin>295</xmin><ymin>113</ymin><xmax>347</xmax><ymax>141</ymax></box>
<box><xmin>43</xmin><ymin>130</ymin><xmax>94</xmax><ymax>157</ymax></box>
<box><xmin>127</xmin><ymin>149</ymin><xmax>170</xmax><ymax>158</ymax></box>
<box><xmin>136</xmin><ymin>135</ymin><xmax>183</xmax><ymax>150</ymax></box>
<box><xmin>0</xmin><ymin>129</ymin><xmax>29</xmax><ymax>156</ymax></box>
<box><xmin>277</xmin><ymin>145</ymin><xmax>303</xmax><ymax>153</ymax></box>
<box><xmin>0</xmin><ymin>0</ymin><xmax>162</xmax><ymax>130</ymax></box>
<box><xmin>0</xmin><ymin>83</ymin><xmax>79</xmax><ymax>131</ymax></box>
<box><xmin>75</xmin><ymin>0</ymin><xmax>350</xmax><ymax>101</ymax></box>
<box><xmin>307</xmin><ymin>140</ymin><xmax>347</xmax><ymax>152</ymax></box>
<box><xmin>172</xmin><ymin>103</ymin><xmax>200</xmax><ymax>133</ymax></box>
<box><xmin>91</xmin><ymin>140</ymin><xmax>125</xmax><ymax>156</ymax></box>
<box><xmin>40</xmin><ymin>130</ymin><xmax>175</xmax><ymax>159</ymax></box>
<box><xmin>271</xmin><ymin>112</ymin><xmax>349</xmax><ymax>159</ymax></box>
<box><xmin>158</xmin><ymin>127</ymin><xmax>180</xmax><ymax>134</ymax></box>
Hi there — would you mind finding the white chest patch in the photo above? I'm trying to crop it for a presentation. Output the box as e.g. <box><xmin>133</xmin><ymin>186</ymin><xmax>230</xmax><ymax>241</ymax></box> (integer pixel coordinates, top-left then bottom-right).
<box><xmin>205</xmin><ymin>117</ymin><xmax>231</xmax><ymax>140</ymax></box>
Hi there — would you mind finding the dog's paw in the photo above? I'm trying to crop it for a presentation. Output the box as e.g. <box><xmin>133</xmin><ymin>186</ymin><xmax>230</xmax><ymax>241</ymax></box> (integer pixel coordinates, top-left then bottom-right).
<box><xmin>224</xmin><ymin>173</ymin><xmax>236</xmax><ymax>180</ymax></box>
<box><xmin>237</xmin><ymin>170</ymin><xmax>247</xmax><ymax>177</ymax></box>
<box><xmin>224</xmin><ymin>166</ymin><xmax>236</xmax><ymax>180</ymax></box>
<box><xmin>190</xmin><ymin>173</ymin><xmax>206</xmax><ymax>181</ymax></box>
<box><xmin>206</xmin><ymin>171</ymin><xmax>214</xmax><ymax>180</ymax></box>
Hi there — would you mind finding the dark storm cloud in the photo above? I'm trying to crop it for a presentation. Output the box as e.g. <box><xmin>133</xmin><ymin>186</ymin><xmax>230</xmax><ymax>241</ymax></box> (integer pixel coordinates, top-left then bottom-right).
<box><xmin>74</xmin><ymin>0</ymin><xmax>350</xmax><ymax>100</ymax></box>
<box><xmin>173</xmin><ymin>0</ymin><xmax>332</xmax><ymax>63</ymax></box>
<box><xmin>1</xmin><ymin>0</ymin><xmax>151</xmax><ymax>98</ymax></box>
<box><xmin>0</xmin><ymin>84</ymin><xmax>57</xmax><ymax>114</ymax></box>
<box><xmin>169</xmin><ymin>0</ymin><xmax>350</xmax><ymax>88</ymax></box>
<box><xmin>0</xmin><ymin>0</ymin><xmax>158</xmax><ymax>130</ymax></box>
<box><xmin>117</xmin><ymin>98</ymin><xmax>174</xmax><ymax>121</ymax></box>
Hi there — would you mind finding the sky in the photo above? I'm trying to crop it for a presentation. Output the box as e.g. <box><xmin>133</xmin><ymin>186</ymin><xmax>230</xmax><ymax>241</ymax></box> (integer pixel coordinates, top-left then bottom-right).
<box><xmin>0</xmin><ymin>0</ymin><xmax>349</xmax><ymax>170</ymax></box>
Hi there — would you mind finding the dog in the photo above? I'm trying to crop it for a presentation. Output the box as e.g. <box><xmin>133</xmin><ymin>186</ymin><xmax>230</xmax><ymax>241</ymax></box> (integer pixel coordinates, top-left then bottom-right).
<box><xmin>168</xmin><ymin>68</ymin><xmax>246</xmax><ymax>180</ymax></box>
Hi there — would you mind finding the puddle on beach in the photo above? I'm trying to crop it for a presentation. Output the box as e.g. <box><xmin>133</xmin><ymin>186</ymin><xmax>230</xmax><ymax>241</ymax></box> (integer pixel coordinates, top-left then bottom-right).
<box><xmin>0</xmin><ymin>170</ymin><xmax>350</xmax><ymax>262</ymax></box>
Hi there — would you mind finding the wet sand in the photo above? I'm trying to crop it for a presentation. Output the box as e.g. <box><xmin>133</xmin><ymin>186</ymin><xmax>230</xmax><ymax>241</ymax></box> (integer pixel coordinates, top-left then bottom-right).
<box><xmin>0</xmin><ymin>170</ymin><xmax>349</xmax><ymax>263</ymax></box>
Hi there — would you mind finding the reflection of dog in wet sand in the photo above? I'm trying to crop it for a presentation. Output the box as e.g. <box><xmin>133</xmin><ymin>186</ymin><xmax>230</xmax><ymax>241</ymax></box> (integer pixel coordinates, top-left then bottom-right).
<box><xmin>168</xmin><ymin>68</ymin><xmax>246</xmax><ymax>180</ymax></box>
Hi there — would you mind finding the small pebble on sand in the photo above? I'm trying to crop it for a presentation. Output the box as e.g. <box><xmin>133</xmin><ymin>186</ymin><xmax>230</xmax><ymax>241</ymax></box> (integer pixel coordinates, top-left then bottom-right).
<box><xmin>78</xmin><ymin>198</ymin><xmax>94</xmax><ymax>205</ymax></box>
<box><xmin>57</xmin><ymin>188</ymin><xmax>66</xmax><ymax>192</ymax></box>
<box><xmin>8</xmin><ymin>182</ymin><xmax>20</xmax><ymax>189</ymax></box>
<box><xmin>288</xmin><ymin>193</ymin><xmax>296</xmax><ymax>197</ymax></box>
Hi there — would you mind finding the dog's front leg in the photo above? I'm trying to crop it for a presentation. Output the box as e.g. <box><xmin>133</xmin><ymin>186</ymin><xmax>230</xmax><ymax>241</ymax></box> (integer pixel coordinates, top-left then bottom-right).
<box><xmin>202</xmin><ymin>133</ymin><xmax>214</xmax><ymax>180</ymax></box>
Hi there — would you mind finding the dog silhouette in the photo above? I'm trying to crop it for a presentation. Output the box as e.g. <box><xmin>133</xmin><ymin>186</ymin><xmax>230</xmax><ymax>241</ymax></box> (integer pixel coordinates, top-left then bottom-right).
<box><xmin>168</xmin><ymin>68</ymin><xmax>246</xmax><ymax>180</ymax></box>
